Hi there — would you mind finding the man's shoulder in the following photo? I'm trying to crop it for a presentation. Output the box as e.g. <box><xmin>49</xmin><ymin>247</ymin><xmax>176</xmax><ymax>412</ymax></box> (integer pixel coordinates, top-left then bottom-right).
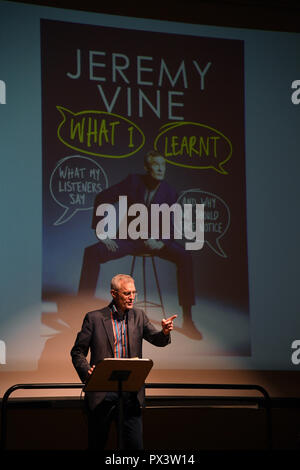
<box><xmin>126</xmin><ymin>173</ymin><xmax>144</xmax><ymax>186</ymax></box>
<box><xmin>128</xmin><ymin>307</ymin><xmax>149</xmax><ymax>322</ymax></box>
<box><xmin>160</xmin><ymin>179</ymin><xmax>177</xmax><ymax>193</ymax></box>
<box><xmin>130</xmin><ymin>306</ymin><xmax>144</xmax><ymax>316</ymax></box>
<box><xmin>84</xmin><ymin>305</ymin><xmax>111</xmax><ymax>320</ymax></box>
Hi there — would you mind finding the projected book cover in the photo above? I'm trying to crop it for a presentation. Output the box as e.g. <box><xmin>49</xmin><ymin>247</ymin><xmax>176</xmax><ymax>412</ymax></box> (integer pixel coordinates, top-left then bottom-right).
<box><xmin>41</xmin><ymin>19</ymin><xmax>250</xmax><ymax>367</ymax></box>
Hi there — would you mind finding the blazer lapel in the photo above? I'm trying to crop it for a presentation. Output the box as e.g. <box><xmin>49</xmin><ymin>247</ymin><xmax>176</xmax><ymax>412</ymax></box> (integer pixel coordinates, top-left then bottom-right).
<box><xmin>127</xmin><ymin>308</ymin><xmax>136</xmax><ymax>358</ymax></box>
<box><xmin>102</xmin><ymin>307</ymin><xmax>114</xmax><ymax>355</ymax></box>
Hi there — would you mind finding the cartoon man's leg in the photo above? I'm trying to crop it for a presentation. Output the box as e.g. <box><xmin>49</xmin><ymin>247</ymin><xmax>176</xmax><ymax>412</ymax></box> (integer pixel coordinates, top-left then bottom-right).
<box><xmin>158</xmin><ymin>242</ymin><xmax>202</xmax><ymax>340</ymax></box>
<box><xmin>78</xmin><ymin>243</ymin><xmax>101</xmax><ymax>295</ymax></box>
<box><xmin>78</xmin><ymin>239</ymin><xmax>137</xmax><ymax>296</ymax></box>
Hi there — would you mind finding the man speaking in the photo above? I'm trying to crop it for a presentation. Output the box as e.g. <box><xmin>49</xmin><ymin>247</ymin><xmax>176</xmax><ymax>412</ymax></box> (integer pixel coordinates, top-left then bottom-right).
<box><xmin>71</xmin><ymin>273</ymin><xmax>176</xmax><ymax>449</ymax></box>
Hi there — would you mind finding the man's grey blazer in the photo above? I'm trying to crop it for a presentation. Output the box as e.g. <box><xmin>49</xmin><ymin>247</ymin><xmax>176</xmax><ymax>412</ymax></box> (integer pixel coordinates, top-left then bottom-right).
<box><xmin>71</xmin><ymin>304</ymin><xmax>170</xmax><ymax>410</ymax></box>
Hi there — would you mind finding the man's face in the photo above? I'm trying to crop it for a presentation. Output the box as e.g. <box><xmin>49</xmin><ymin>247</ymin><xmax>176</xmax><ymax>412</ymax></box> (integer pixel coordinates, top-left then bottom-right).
<box><xmin>111</xmin><ymin>279</ymin><xmax>137</xmax><ymax>312</ymax></box>
<box><xmin>146</xmin><ymin>155</ymin><xmax>166</xmax><ymax>181</ymax></box>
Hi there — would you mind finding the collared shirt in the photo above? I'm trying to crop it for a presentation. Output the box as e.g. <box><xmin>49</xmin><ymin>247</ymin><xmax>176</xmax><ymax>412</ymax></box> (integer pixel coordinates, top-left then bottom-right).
<box><xmin>110</xmin><ymin>303</ymin><xmax>129</xmax><ymax>358</ymax></box>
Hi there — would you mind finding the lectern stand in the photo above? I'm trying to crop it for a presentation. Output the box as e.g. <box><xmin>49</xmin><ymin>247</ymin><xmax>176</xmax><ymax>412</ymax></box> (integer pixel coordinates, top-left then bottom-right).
<box><xmin>84</xmin><ymin>358</ymin><xmax>153</xmax><ymax>449</ymax></box>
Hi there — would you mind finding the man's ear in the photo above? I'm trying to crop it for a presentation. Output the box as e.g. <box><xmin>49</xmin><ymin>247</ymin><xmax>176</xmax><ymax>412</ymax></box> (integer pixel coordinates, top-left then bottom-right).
<box><xmin>111</xmin><ymin>289</ymin><xmax>117</xmax><ymax>300</ymax></box>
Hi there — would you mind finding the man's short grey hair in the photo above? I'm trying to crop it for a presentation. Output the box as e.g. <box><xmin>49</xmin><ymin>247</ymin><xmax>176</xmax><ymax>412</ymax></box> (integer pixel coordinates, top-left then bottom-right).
<box><xmin>111</xmin><ymin>274</ymin><xmax>134</xmax><ymax>291</ymax></box>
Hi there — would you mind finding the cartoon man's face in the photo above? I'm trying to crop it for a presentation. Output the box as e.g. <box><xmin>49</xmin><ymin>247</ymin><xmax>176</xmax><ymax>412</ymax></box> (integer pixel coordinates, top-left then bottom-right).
<box><xmin>146</xmin><ymin>155</ymin><xmax>166</xmax><ymax>181</ymax></box>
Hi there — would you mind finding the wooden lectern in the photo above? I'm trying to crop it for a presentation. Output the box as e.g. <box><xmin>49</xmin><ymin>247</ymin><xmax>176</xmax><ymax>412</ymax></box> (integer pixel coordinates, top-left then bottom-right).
<box><xmin>84</xmin><ymin>358</ymin><xmax>153</xmax><ymax>449</ymax></box>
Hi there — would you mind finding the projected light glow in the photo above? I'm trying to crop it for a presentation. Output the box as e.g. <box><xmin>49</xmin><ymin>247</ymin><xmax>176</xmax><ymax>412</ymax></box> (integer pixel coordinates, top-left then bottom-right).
<box><xmin>0</xmin><ymin>0</ymin><xmax>300</xmax><ymax>398</ymax></box>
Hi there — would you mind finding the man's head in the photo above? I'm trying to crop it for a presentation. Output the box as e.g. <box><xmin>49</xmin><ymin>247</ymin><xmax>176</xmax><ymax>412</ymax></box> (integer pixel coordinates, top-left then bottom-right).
<box><xmin>111</xmin><ymin>274</ymin><xmax>137</xmax><ymax>312</ymax></box>
<box><xmin>144</xmin><ymin>150</ymin><xmax>166</xmax><ymax>182</ymax></box>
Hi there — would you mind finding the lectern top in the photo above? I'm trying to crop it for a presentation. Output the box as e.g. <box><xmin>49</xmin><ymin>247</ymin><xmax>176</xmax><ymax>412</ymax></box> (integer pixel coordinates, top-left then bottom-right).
<box><xmin>83</xmin><ymin>358</ymin><xmax>153</xmax><ymax>392</ymax></box>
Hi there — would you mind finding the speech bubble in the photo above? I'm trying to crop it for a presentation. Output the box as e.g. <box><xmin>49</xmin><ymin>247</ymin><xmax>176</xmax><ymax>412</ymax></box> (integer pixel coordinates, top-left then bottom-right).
<box><xmin>50</xmin><ymin>155</ymin><xmax>108</xmax><ymax>225</ymax></box>
<box><xmin>57</xmin><ymin>107</ymin><xmax>145</xmax><ymax>158</ymax></box>
<box><xmin>177</xmin><ymin>189</ymin><xmax>230</xmax><ymax>257</ymax></box>
<box><xmin>154</xmin><ymin>122</ymin><xmax>232</xmax><ymax>174</ymax></box>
